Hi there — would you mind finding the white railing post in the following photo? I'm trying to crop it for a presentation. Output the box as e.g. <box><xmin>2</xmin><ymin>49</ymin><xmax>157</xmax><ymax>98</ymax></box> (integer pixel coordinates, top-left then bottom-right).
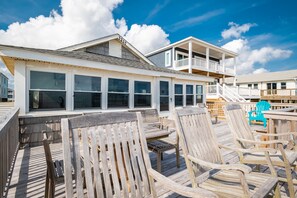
<box><xmin>173</xmin><ymin>47</ymin><xmax>176</xmax><ymax>69</ymax></box>
<box><xmin>216</xmin><ymin>83</ymin><xmax>219</xmax><ymax>97</ymax></box>
<box><xmin>222</xmin><ymin>53</ymin><xmax>225</xmax><ymax>73</ymax></box>
<box><xmin>249</xmin><ymin>87</ymin><xmax>251</xmax><ymax>96</ymax></box>
<box><xmin>189</xmin><ymin>41</ymin><xmax>192</xmax><ymax>73</ymax></box>
<box><xmin>206</xmin><ymin>47</ymin><xmax>209</xmax><ymax>70</ymax></box>
<box><xmin>237</xmin><ymin>86</ymin><xmax>239</xmax><ymax>94</ymax></box>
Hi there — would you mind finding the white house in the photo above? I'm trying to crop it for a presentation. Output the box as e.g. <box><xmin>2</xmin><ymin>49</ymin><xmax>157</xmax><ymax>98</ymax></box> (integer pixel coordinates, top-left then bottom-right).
<box><xmin>0</xmin><ymin>34</ymin><xmax>214</xmax><ymax>116</ymax></box>
<box><xmin>225</xmin><ymin>70</ymin><xmax>297</xmax><ymax>103</ymax></box>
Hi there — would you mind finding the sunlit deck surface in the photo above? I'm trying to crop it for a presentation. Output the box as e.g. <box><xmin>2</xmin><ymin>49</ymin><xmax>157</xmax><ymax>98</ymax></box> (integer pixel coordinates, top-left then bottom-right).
<box><xmin>6</xmin><ymin>122</ymin><xmax>296</xmax><ymax>197</ymax></box>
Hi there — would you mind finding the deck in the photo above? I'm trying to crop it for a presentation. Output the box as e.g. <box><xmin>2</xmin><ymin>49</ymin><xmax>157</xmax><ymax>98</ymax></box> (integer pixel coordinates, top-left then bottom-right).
<box><xmin>5</xmin><ymin>122</ymin><xmax>296</xmax><ymax>197</ymax></box>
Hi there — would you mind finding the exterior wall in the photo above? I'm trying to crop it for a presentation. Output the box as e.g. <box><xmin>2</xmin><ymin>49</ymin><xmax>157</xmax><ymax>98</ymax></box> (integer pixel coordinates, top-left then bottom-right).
<box><xmin>17</xmin><ymin>60</ymin><xmax>206</xmax><ymax>116</ymax></box>
<box><xmin>147</xmin><ymin>49</ymin><xmax>173</xmax><ymax>68</ymax></box>
<box><xmin>238</xmin><ymin>80</ymin><xmax>297</xmax><ymax>90</ymax></box>
<box><xmin>85</xmin><ymin>42</ymin><xmax>109</xmax><ymax>55</ymax></box>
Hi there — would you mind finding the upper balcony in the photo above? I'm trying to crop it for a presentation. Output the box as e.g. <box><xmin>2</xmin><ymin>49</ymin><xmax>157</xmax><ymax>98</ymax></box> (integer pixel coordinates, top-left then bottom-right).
<box><xmin>146</xmin><ymin>36</ymin><xmax>238</xmax><ymax>79</ymax></box>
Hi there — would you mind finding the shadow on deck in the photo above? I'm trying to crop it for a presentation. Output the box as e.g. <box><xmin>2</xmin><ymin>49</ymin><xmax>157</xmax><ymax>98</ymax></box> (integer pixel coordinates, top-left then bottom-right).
<box><xmin>6</xmin><ymin>122</ymin><xmax>294</xmax><ymax>197</ymax></box>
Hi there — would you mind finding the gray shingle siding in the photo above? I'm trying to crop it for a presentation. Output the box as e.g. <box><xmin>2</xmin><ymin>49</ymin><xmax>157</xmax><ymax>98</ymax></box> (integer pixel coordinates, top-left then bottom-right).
<box><xmin>85</xmin><ymin>42</ymin><xmax>109</xmax><ymax>55</ymax></box>
<box><xmin>147</xmin><ymin>49</ymin><xmax>173</xmax><ymax>68</ymax></box>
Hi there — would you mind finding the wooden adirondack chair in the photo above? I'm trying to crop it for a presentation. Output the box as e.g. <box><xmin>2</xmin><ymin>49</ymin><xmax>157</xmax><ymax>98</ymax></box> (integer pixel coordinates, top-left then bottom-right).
<box><xmin>248</xmin><ymin>101</ymin><xmax>271</xmax><ymax>127</ymax></box>
<box><xmin>224</xmin><ymin>104</ymin><xmax>297</xmax><ymax>197</ymax></box>
<box><xmin>61</xmin><ymin>112</ymin><xmax>217</xmax><ymax>198</ymax></box>
<box><xmin>174</xmin><ymin>107</ymin><xmax>280</xmax><ymax>198</ymax></box>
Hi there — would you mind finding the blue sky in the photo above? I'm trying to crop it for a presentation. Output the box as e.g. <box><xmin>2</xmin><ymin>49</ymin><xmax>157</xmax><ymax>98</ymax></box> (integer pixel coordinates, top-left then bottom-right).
<box><xmin>0</xmin><ymin>0</ymin><xmax>296</xmax><ymax>77</ymax></box>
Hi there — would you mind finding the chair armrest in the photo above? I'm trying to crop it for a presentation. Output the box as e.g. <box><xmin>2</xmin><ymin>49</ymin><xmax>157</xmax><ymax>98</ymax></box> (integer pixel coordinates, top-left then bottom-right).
<box><xmin>237</xmin><ymin>138</ymin><xmax>288</xmax><ymax>145</ymax></box>
<box><xmin>248</xmin><ymin>110</ymin><xmax>256</xmax><ymax>115</ymax></box>
<box><xmin>252</xmin><ymin>131</ymin><xmax>297</xmax><ymax>137</ymax></box>
<box><xmin>187</xmin><ymin>155</ymin><xmax>252</xmax><ymax>174</ymax></box>
<box><xmin>218</xmin><ymin>144</ymin><xmax>277</xmax><ymax>154</ymax></box>
<box><xmin>148</xmin><ymin>168</ymin><xmax>217</xmax><ymax>198</ymax></box>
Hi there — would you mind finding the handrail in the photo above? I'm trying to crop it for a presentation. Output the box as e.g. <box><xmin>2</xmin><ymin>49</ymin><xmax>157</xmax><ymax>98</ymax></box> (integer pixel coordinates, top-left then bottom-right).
<box><xmin>0</xmin><ymin>107</ymin><xmax>19</xmax><ymax>197</ymax></box>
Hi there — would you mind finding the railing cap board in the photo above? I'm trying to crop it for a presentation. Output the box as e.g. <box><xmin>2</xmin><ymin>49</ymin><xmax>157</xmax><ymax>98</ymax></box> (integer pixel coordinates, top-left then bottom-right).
<box><xmin>263</xmin><ymin>107</ymin><xmax>297</xmax><ymax>120</ymax></box>
<box><xmin>0</xmin><ymin>107</ymin><xmax>19</xmax><ymax>131</ymax></box>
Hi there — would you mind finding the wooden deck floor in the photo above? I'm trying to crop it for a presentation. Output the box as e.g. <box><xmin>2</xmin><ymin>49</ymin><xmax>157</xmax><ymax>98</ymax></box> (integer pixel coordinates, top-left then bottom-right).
<box><xmin>6</xmin><ymin>122</ymin><xmax>296</xmax><ymax>197</ymax></box>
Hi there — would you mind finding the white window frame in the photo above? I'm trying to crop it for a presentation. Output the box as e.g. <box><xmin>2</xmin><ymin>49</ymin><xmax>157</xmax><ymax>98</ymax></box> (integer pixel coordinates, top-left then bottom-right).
<box><xmin>165</xmin><ymin>50</ymin><xmax>171</xmax><ymax>67</ymax></box>
<box><xmin>73</xmin><ymin>74</ymin><xmax>102</xmax><ymax>109</ymax></box>
<box><xmin>174</xmin><ymin>84</ymin><xmax>183</xmax><ymax>107</ymax></box>
<box><xmin>134</xmin><ymin>80</ymin><xmax>152</xmax><ymax>108</ymax></box>
<box><xmin>107</xmin><ymin>77</ymin><xmax>130</xmax><ymax>108</ymax></box>
<box><xmin>28</xmin><ymin>70</ymin><xmax>67</xmax><ymax>111</ymax></box>
<box><xmin>195</xmin><ymin>84</ymin><xmax>204</xmax><ymax>104</ymax></box>
<box><xmin>186</xmin><ymin>84</ymin><xmax>194</xmax><ymax>106</ymax></box>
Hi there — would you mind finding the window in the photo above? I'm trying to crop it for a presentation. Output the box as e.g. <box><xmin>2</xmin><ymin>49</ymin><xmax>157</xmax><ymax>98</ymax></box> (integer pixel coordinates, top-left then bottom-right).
<box><xmin>175</xmin><ymin>84</ymin><xmax>183</xmax><ymax>107</ymax></box>
<box><xmin>248</xmin><ymin>84</ymin><xmax>252</xmax><ymax>88</ymax></box>
<box><xmin>165</xmin><ymin>50</ymin><xmax>171</xmax><ymax>66</ymax></box>
<box><xmin>29</xmin><ymin>71</ymin><xmax>66</xmax><ymax>110</ymax></box>
<box><xmin>134</xmin><ymin>81</ymin><xmax>151</xmax><ymax>107</ymax></box>
<box><xmin>281</xmin><ymin>82</ymin><xmax>286</xmax><ymax>89</ymax></box>
<box><xmin>108</xmin><ymin>78</ymin><xmax>129</xmax><ymax>108</ymax></box>
<box><xmin>254</xmin><ymin>84</ymin><xmax>258</xmax><ymax>89</ymax></box>
<box><xmin>196</xmin><ymin>85</ymin><xmax>203</xmax><ymax>103</ymax></box>
<box><xmin>160</xmin><ymin>81</ymin><xmax>169</xmax><ymax>111</ymax></box>
<box><xmin>177</xmin><ymin>52</ymin><xmax>188</xmax><ymax>60</ymax></box>
<box><xmin>186</xmin><ymin>85</ymin><xmax>194</xmax><ymax>106</ymax></box>
<box><xmin>74</xmin><ymin>75</ymin><xmax>101</xmax><ymax>109</ymax></box>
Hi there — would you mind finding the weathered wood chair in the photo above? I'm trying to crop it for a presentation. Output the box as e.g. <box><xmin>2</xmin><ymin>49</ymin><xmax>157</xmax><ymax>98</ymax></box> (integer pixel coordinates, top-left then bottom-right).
<box><xmin>224</xmin><ymin>104</ymin><xmax>297</xmax><ymax>197</ymax></box>
<box><xmin>129</xmin><ymin>108</ymin><xmax>180</xmax><ymax>173</ymax></box>
<box><xmin>174</xmin><ymin>107</ymin><xmax>281</xmax><ymax>198</ymax></box>
<box><xmin>248</xmin><ymin>101</ymin><xmax>271</xmax><ymax>127</ymax></box>
<box><xmin>61</xmin><ymin>112</ymin><xmax>217</xmax><ymax>197</ymax></box>
<box><xmin>43</xmin><ymin>132</ymin><xmax>65</xmax><ymax>198</ymax></box>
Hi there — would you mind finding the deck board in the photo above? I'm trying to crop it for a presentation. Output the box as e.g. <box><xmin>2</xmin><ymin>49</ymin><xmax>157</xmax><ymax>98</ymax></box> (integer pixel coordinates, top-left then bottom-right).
<box><xmin>5</xmin><ymin>122</ymin><xmax>295</xmax><ymax>197</ymax></box>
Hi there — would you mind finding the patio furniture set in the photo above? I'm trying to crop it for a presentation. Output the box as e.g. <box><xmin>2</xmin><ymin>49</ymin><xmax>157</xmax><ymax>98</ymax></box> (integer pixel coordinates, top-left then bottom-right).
<box><xmin>43</xmin><ymin>105</ymin><xmax>297</xmax><ymax>198</ymax></box>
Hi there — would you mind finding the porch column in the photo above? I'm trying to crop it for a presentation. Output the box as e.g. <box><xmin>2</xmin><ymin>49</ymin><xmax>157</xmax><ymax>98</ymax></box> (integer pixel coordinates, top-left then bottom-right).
<box><xmin>206</xmin><ymin>47</ymin><xmax>209</xmax><ymax>70</ymax></box>
<box><xmin>188</xmin><ymin>41</ymin><xmax>192</xmax><ymax>73</ymax></box>
<box><xmin>222</xmin><ymin>53</ymin><xmax>225</xmax><ymax>73</ymax></box>
<box><xmin>172</xmin><ymin>47</ymin><xmax>176</xmax><ymax>69</ymax></box>
<box><xmin>233</xmin><ymin>57</ymin><xmax>237</xmax><ymax>86</ymax></box>
<box><xmin>14</xmin><ymin>60</ymin><xmax>27</xmax><ymax>114</ymax></box>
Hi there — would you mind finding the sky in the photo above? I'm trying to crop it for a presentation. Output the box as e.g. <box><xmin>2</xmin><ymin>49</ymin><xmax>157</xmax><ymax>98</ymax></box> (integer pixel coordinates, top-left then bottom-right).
<box><xmin>0</xmin><ymin>0</ymin><xmax>297</xmax><ymax>87</ymax></box>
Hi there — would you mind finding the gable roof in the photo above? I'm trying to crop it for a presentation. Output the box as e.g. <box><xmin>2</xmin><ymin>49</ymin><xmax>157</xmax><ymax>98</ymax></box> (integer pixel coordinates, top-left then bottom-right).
<box><xmin>146</xmin><ymin>36</ymin><xmax>238</xmax><ymax>58</ymax></box>
<box><xmin>0</xmin><ymin>44</ymin><xmax>214</xmax><ymax>82</ymax></box>
<box><xmin>58</xmin><ymin>34</ymin><xmax>154</xmax><ymax>65</ymax></box>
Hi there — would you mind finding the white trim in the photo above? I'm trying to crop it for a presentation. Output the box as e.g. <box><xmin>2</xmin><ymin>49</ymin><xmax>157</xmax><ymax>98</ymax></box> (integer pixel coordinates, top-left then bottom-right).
<box><xmin>165</xmin><ymin>50</ymin><xmax>171</xmax><ymax>67</ymax></box>
<box><xmin>146</xmin><ymin>36</ymin><xmax>238</xmax><ymax>57</ymax></box>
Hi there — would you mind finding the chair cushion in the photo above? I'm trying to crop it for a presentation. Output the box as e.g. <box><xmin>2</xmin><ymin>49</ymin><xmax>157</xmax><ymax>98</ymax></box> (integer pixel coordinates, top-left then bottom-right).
<box><xmin>243</xmin><ymin>150</ymin><xmax>297</xmax><ymax>167</ymax></box>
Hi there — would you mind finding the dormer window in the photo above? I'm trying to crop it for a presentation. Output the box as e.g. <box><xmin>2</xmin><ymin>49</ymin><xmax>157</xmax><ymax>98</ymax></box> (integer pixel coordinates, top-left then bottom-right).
<box><xmin>165</xmin><ymin>50</ymin><xmax>171</xmax><ymax>67</ymax></box>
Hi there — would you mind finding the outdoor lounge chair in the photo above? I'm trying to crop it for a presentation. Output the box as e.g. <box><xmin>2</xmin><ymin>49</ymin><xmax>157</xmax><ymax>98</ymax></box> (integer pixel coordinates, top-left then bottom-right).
<box><xmin>174</xmin><ymin>107</ymin><xmax>280</xmax><ymax>198</ymax></box>
<box><xmin>60</xmin><ymin>112</ymin><xmax>217</xmax><ymax>198</ymax></box>
<box><xmin>248</xmin><ymin>101</ymin><xmax>271</xmax><ymax>127</ymax></box>
<box><xmin>224</xmin><ymin>104</ymin><xmax>297</xmax><ymax>197</ymax></box>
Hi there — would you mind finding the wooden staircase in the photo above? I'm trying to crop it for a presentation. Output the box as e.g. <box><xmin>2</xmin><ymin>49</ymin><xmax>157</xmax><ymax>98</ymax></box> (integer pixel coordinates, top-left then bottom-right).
<box><xmin>206</xmin><ymin>98</ymin><xmax>226</xmax><ymax>120</ymax></box>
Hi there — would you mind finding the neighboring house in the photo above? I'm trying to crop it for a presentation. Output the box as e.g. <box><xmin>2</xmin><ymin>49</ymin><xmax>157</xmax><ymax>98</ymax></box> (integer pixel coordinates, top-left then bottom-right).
<box><xmin>7</xmin><ymin>88</ymin><xmax>14</xmax><ymax>102</ymax></box>
<box><xmin>0</xmin><ymin>72</ymin><xmax>8</xmax><ymax>102</ymax></box>
<box><xmin>146</xmin><ymin>36</ymin><xmax>237</xmax><ymax>81</ymax></box>
<box><xmin>0</xmin><ymin>34</ymin><xmax>213</xmax><ymax>115</ymax></box>
<box><xmin>225</xmin><ymin>70</ymin><xmax>297</xmax><ymax>103</ymax></box>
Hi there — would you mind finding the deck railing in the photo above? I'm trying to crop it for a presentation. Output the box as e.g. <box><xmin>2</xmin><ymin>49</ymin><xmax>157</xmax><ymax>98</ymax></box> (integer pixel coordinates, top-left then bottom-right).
<box><xmin>263</xmin><ymin>107</ymin><xmax>297</xmax><ymax>141</ymax></box>
<box><xmin>0</xmin><ymin>107</ymin><xmax>19</xmax><ymax>197</ymax></box>
<box><xmin>261</xmin><ymin>88</ymin><xmax>297</xmax><ymax>97</ymax></box>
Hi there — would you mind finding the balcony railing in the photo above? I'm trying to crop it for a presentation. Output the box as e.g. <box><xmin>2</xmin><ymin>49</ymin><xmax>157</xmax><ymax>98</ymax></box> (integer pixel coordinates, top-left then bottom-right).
<box><xmin>261</xmin><ymin>88</ymin><xmax>297</xmax><ymax>97</ymax></box>
<box><xmin>175</xmin><ymin>58</ymin><xmax>235</xmax><ymax>75</ymax></box>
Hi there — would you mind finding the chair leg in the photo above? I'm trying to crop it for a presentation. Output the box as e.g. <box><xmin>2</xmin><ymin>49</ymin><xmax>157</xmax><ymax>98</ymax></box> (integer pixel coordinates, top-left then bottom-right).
<box><xmin>176</xmin><ymin>146</ymin><xmax>180</xmax><ymax>168</ymax></box>
<box><xmin>45</xmin><ymin>170</ymin><xmax>49</xmax><ymax>198</ymax></box>
<box><xmin>157</xmin><ymin>152</ymin><xmax>162</xmax><ymax>173</ymax></box>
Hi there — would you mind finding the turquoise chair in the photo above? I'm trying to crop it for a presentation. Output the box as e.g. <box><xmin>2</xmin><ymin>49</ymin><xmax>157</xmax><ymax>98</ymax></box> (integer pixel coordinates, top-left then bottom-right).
<box><xmin>248</xmin><ymin>101</ymin><xmax>270</xmax><ymax>127</ymax></box>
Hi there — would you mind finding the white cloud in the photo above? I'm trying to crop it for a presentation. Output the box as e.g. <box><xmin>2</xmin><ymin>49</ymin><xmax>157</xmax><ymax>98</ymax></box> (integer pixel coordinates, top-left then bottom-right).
<box><xmin>221</xmin><ymin>22</ymin><xmax>293</xmax><ymax>74</ymax></box>
<box><xmin>221</xmin><ymin>22</ymin><xmax>257</xmax><ymax>39</ymax></box>
<box><xmin>253</xmin><ymin>68</ymin><xmax>269</xmax><ymax>74</ymax></box>
<box><xmin>0</xmin><ymin>0</ymin><xmax>169</xmax><ymax>53</ymax></box>
<box><xmin>222</xmin><ymin>38</ymin><xmax>292</xmax><ymax>74</ymax></box>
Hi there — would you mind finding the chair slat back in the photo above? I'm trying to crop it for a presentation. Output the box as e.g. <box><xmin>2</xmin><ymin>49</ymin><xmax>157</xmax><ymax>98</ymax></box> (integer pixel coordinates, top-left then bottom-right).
<box><xmin>129</xmin><ymin>109</ymin><xmax>159</xmax><ymax>124</ymax></box>
<box><xmin>61</xmin><ymin>112</ymin><xmax>154</xmax><ymax>198</ymax></box>
<box><xmin>223</xmin><ymin>104</ymin><xmax>255</xmax><ymax>149</ymax></box>
<box><xmin>256</xmin><ymin>101</ymin><xmax>271</xmax><ymax>116</ymax></box>
<box><xmin>175</xmin><ymin>107</ymin><xmax>223</xmax><ymax>166</ymax></box>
